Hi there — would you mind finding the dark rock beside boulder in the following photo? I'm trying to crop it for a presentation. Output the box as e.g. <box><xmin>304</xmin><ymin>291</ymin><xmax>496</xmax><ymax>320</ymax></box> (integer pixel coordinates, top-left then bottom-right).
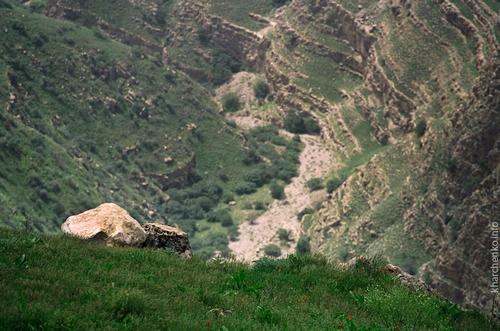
<box><xmin>142</xmin><ymin>223</ymin><xmax>192</xmax><ymax>258</ymax></box>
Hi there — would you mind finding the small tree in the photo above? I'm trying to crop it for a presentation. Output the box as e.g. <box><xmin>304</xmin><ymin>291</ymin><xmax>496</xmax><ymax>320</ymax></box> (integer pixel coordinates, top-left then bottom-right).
<box><xmin>254</xmin><ymin>80</ymin><xmax>270</xmax><ymax>100</ymax></box>
<box><xmin>278</xmin><ymin>228</ymin><xmax>291</xmax><ymax>242</ymax></box>
<box><xmin>234</xmin><ymin>182</ymin><xmax>257</xmax><ymax>195</ymax></box>
<box><xmin>270</xmin><ymin>182</ymin><xmax>285</xmax><ymax>200</ymax></box>
<box><xmin>415</xmin><ymin>118</ymin><xmax>427</xmax><ymax>137</ymax></box>
<box><xmin>304</xmin><ymin>117</ymin><xmax>321</xmax><ymax>134</ymax></box>
<box><xmin>254</xmin><ymin>201</ymin><xmax>266</xmax><ymax>210</ymax></box>
<box><xmin>306</xmin><ymin>178</ymin><xmax>323</xmax><ymax>192</ymax></box>
<box><xmin>264</xmin><ymin>244</ymin><xmax>282</xmax><ymax>257</ymax></box>
<box><xmin>207</xmin><ymin>209</ymin><xmax>233</xmax><ymax>226</ymax></box>
<box><xmin>284</xmin><ymin>111</ymin><xmax>305</xmax><ymax>134</ymax></box>
<box><xmin>222</xmin><ymin>93</ymin><xmax>241</xmax><ymax>112</ymax></box>
<box><xmin>296</xmin><ymin>236</ymin><xmax>311</xmax><ymax>255</ymax></box>
<box><xmin>326</xmin><ymin>178</ymin><xmax>343</xmax><ymax>193</ymax></box>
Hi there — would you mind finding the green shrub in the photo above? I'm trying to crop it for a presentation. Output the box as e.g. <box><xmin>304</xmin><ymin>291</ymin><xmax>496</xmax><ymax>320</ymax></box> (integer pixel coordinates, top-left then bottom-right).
<box><xmin>264</xmin><ymin>244</ymin><xmax>282</xmax><ymax>257</ymax></box>
<box><xmin>297</xmin><ymin>207</ymin><xmax>314</xmax><ymax>220</ymax></box>
<box><xmin>244</xmin><ymin>168</ymin><xmax>270</xmax><ymax>187</ymax></box>
<box><xmin>242</xmin><ymin>150</ymin><xmax>261</xmax><ymax>165</ymax></box>
<box><xmin>278</xmin><ymin>229</ymin><xmax>291</xmax><ymax>242</ymax></box>
<box><xmin>242</xmin><ymin>201</ymin><xmax>253</xmax><ymax>210</ymax></box>
<box><xmin>207</xmin><ymin>209</ymin><xmax>233</xmax><ymax>226</ymax></box>
<box><xmin>221</xmin><ymin>216</ymin><xmax>234</xmax><ymax>227</ymax></box>
<box><xmin>284</xmin><ymin>111</ymin><xmax>320</xmax><ymax>135</ymax></box>
<box><xmin>296</xmin><ymin>236</ymin><xmax>311</xmax><ymax>255</ymax></box>
<box><xmin>234</xmin><ymin>182</ymin><xmax>257</xmax><ymax>195</ymax></box>
<box><xmin>222</xmin><ymin>93</ymin><xmax>241</xmax><ymax>112</ymax></box>
<box><xmin>254</xmin><ymin>201</ymin><xmax>266</xmax><ymax>210</ymax></box>
<box><xmin>221</xmin><ymin>192</ymin><xmax>235</xmax><ymax>204</ymax></box>
<box><xmin>415</xmin><ymin>118</ymin><xmax>427</xmax><ymax>137</ymax></box>
<box><xmin>326</xmin><ymin>178</ymin><xmax>343</xmax><ymax>193</ymax></box>
<box><xmin>254</xmin><ymin>80</ymin><xmax>270</xmax><ymax>100</ymax></box>
<box><xmin>306</xmin><ymin>178</ymin><xmax>323</xmax><ymax>192</ymax></box>
<box><xmin>284</xmin><ymin>111</ymin><xmax>305</xmax><ymax>133</ymax></box>
<box><xmin>304</xmin><ymin>117</ymin><xmax>321</xmax><ymax>134</ymax></box>
<box><xmin>270</xmin><ymin>182</ymin><xmax>285</xmax><ymax>200</ymax></box>
<box><xmin>212</xmin><ymin>50</ymin><xmax>242</xmax><ymax>85</ymax></box>
<box><xmin>228</xmin><ymin>225</ymin><xmax>239</xmax><ymax>241</ymax></box>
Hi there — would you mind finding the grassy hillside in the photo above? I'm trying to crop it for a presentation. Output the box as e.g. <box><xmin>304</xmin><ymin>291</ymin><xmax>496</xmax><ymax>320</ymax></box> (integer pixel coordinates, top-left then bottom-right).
<box><xmin>0</xmin><ymin>2</ymin><xmax>301</xmax><ymax>258</ymax></box>
<box><xmin>0</xmin><ymin>229</ymin><xmax>497</xmax><ymax>330</ymax></box>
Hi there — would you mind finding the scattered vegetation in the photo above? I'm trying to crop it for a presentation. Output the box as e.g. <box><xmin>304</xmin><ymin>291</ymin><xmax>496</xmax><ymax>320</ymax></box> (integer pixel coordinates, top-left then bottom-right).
<box><xmin>264</xmin><ymin>243</ymin><xmax>282</xmax><ymax>257</ymax></box>
<box><xmin>415</xmin><ymin>118</ymin><xmax>428</xmax><ymax>137</ymax></box>
<box><xmin>270</xmin><ymin>182</ymin><xmax>285</xmax><ymax>200</ymax></box>
<box><xmin>296</xmin><ymin>236</ymin><xmax>311</xmax><ymax>255</ymax></box>
<box><xmin>211</xmin><ymin>50</ymin><xmax>243</xmax><ymax>86</ymax></box>
<box><xmin>222</xmin><ymin>92</ymin><xmax>241</xmax><ymax>112</ymax></box>
<box><xmin>284</xmin><ymin>111</ymin><xmax>321</xmax><ymax>135</ymax></box>
<box><xmin>326</xmin><ymin>178</ymin><xmax>344</xmax><ymax>193</ymax></box>
<box><xmin>306</xmin><ymin>178</ymin><xmax>323</xmax><ymax>192</ymax></box>
<box><xmin>297</xmin><ymin>207</ymin><xmax>314</xmax><ymax>221</ymax></box>
<box><xmin>278</xmin><ymin>228</ymin><xmax>292</xmax><ymax>242</ymax></box>
<box><xmin>253</xmin><ymin>79</ymin><xmax>271</xmax><ymax>100</ymax></box>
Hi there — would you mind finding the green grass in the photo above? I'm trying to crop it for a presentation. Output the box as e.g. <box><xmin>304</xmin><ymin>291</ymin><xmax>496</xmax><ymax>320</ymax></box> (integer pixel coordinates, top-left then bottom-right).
<box><xmin>295</xmin><ymin>48</ymin><xmax>363</xmax><ymax>103</ymax></box>
<box><xmin>0</xmin><ymin>229</ymin><xmax>497</xmax><ymax>330</ymax></box>
<box><xmin>483</xmin><ymin>0</ymin><xmax>500</xmax><ymax>12</ymax></box>
<box><xmin>335</xmin><ymin>0</ymin><xmax>379</xmax><ymax>14</ymax></box>
<box><xmin>0</xmin><ymin>5</ymin><xmax>263</xmax><ymax>236</ymax></box>
<box><xmin>449</xmin><ymin>0</ymin><xmax>475</xmax><ymax>21</ymax></box>
<box><xmin>43</xmin><ymin>0</ymin><xmax>172</xmax><ymax>42</ymax></box>
<box><xmin>211</xmin><ymin>0</ymin><xmax>279</xmax><ymax>31</ymax></box>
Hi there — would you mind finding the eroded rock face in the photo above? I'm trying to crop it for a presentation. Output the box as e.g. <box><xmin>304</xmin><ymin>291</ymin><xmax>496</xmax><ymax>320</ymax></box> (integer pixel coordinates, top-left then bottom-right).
<box><xmin>61</xmin><ymin>203</ymin><xmax>146</xmax><ymax>247</ymax></box>
<box><xmin>142</xmin><ymin>223</ymin><xmax>192</xmax><ymax>258</ymax></box>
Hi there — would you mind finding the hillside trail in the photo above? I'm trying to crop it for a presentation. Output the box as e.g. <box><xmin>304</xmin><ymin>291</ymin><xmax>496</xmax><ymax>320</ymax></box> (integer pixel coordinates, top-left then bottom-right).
<box><xmin>229</xmin><ymin>129</ymin><xmax>334</xmax><ymax>262</ymax></box>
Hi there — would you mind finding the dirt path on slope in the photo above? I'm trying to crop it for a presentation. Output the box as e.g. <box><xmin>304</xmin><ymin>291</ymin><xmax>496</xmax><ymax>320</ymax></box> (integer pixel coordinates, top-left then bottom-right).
<box><xmin>229</xmin><ymin>133</ymin><xmax>334</xmax><ymax>262</ymax></box>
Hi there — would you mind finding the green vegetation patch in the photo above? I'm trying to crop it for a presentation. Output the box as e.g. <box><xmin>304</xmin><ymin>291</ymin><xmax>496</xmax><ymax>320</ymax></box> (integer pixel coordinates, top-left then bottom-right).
<box><xmin>0</xmin><ymin>229</ymin><xmax>495</xmax><ymax>330</ymax></box>
<box><xmin>211</xmin><ymin>0</ymin><xmax>287</xmax><ymax>31</ymax></box>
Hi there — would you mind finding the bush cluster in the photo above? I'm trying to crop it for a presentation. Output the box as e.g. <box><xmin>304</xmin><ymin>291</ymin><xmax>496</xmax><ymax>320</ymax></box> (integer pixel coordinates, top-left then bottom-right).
<box><xmin>278</xmin><ymin>229</ymin><xmax>291</xmax><ymax>242</ymax></box>
<box><xmin>326</xmin><ymin>178</ymin><xmax>344</xmax><ymax>193</ymax></box>
<box><xmin>164</xmin><ymin>182</ymin><xmax>224</xmax><ymax>221</ymax></box>
<box><xmin>207</xmin><ymin>209</ymin><xmax>234</xmax><ymax>227</ymax></box>
<box><xmin>235</xmin><ymin>125</ymin><xmax>302</xmax><ymax>198</ymax></box>
<box><xmin>264</xmin><ymin>244</ymin><xmax>282</xmax><ymax>257</ymax></box>
<box><xmin>270</xmin><ymin>182</ymin><xmax>285</xmax><ymax>200</ymax></box>
<box><xmin>296</xmin><ymin>236</ymin><xmax>311</xmax><ymax>255</ymax></box>
<box><xmin>222</xmin><ymin>93</ymin><xmax>241</xmax><ymax>113</ymax></box>
<box><xmin>415</xmin><ymin>119</ymin><xmax>427</xmax><ymax>137</ymax></box>
<box><xmin>306</xmin><ymin>178</ymin><xmax>323</xmax><ymax>192</ymax></box>
<box><xmin>284</xmin><ymin>111</ymin><xmax>320</xmax><ymax>134</ymax></box>
<box><xmin>254</xmin><ymin>80</ymin><xmax>270</xmax><ymax>100</ymax></box>
<box><xmin>211</xmin><ymin>50</ymin><xmax>242</xmax><ymax>86</ymax></box>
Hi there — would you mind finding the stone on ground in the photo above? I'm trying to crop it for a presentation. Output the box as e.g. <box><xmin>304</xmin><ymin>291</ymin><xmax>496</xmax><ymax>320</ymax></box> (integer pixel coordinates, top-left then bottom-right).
<box><xmin>142</xmin><ymin>223</ymin><xmax>192</xmax><ymax>258</ymax></box>
<box><xmin>61</xmin><ymin>203</ymin><xmax>146</xmax><ymax>247</ymax></box>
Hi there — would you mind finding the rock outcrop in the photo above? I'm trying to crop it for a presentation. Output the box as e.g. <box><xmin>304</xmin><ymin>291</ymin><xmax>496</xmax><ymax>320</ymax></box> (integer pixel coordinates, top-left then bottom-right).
<box><xmin>142</xmin><ymin>223</ymin><xmax>192</xmax><ymax>258</ymax></box>
<box><xmin>45</xmin><ymin>0</ymin><xmax>163</xmax><ymax>54</ymax></box>
<box><xmin>61</xmin><ymin>203</ymin><xmax>146</xmax><ymax>247</ymax></box>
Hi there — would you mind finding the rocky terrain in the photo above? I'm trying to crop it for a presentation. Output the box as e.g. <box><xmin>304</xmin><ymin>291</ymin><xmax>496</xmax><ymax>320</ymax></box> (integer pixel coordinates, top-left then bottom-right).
<box><xmin>0</xmin><ymin>0</ymin><xmax>499</xmax><ymax>319</ymax></box>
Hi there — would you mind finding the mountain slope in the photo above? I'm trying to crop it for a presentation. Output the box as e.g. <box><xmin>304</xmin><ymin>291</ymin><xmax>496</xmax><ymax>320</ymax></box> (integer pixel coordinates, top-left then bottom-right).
<box><xmin>0</xmin><ymin>0</ymin><xmax>499</xmax><ymax>317</ymax></box>
<box><xmin>200</xmin><ymin>0</ymin><xmax>499</xmax><ymax>315</ymax></box>
<box><xmin>0</xmin><ymin>3</ymin><xmax>254</xmax><ymax>231</ymax></box>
